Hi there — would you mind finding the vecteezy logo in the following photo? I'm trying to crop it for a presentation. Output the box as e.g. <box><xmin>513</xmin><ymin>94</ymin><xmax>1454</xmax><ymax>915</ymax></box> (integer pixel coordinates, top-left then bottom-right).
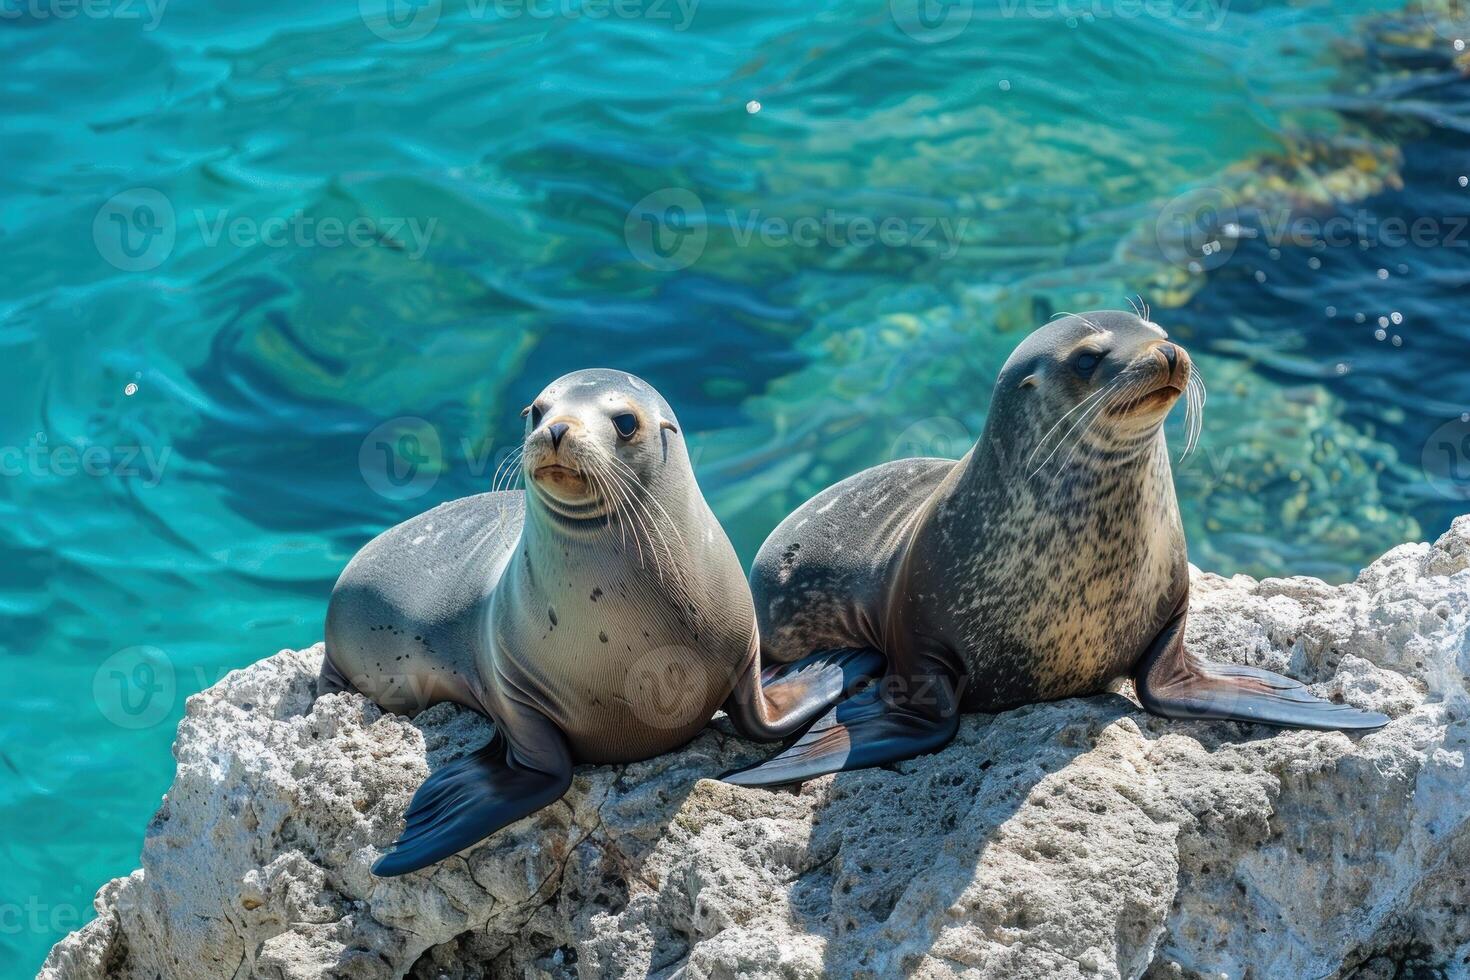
<box><xmin>1154</xmin><ymin>186</ymin><xmax>1241</xmax><ymax>272</ymax></box>
<box><xmin>359</xmin><ymin>416</ymin><xmax>443</xmax><ymax>500</ymax></box>
<box><xmin>93</xmin><ymin>646</ymin><xmax>176</xmax><ymax>729</ymax></box>
<box><xmin>623</xmin><ymin>646</ymin><xmax>714</xmax><ymax>730</ymax></box>
<box><xmin>1423</xmin><ymin>415</ymin><xmax>1470</xmax><ymax>502</ymax></box>
<box><xmin>624</xmin><ymin>188</ymin><xmax>708</xmax><ymax>272</ymax></box>
<box><xmin>890</xmin><ymin>0</ymin><xmax>973</xmax><ymax>43</ymax></box>
<box><xmin>93</xmin><ymin>188</ymin><xmax>177</xmax><ymax>272</ymax></box>
<box><xmin>889</xmin><ymin>416</ymin><xmax>974</xmax><ymax>461</ymax></box>
<box><xmin>1418</xmin><ymin>2</ymin><xmax>1469</xmax><ymax>43</ymax></box>
<box><xmin>359</xmin><ymin>0</ymin><xmax>441</xmax><ymax>42</ymax></box>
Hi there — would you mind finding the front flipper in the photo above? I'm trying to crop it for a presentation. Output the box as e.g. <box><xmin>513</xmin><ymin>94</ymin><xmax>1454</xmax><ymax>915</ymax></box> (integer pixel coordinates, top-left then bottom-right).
<box><xmin>1135</xmin><ymin>592</ymin><xmax>1389</xmax><ymax>731</ymax></box>
<box><xmin>723</xmin><ymin>682</ymin><xmax>960</xmax><ymax>786</ymax></box>
<box><xmin>722</xmin><ymin>645</ymin><xmax>885</xmax><ymax>742</ymax></box>
<box><xmin>372</xmin><ymin>710</ymin><xmax>572</xmax><ymax>877</ymax></box>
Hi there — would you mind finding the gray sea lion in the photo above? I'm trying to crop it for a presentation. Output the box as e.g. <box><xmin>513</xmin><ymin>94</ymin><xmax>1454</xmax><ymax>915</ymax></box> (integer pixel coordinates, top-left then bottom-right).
<box><xmin>726</xmin><ymin>311</ymin><xmax>1388</xmax><ymax>786</ymax></box>
<box><xmin>323</xmin><ymin>369</ymin><xmax>877</xmax><ymax>874</ymax></box>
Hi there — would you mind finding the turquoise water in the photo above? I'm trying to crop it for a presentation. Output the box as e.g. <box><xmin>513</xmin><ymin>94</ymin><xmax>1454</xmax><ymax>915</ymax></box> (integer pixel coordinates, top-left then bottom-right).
<box><xmin>4</xmin><ymin>0</ymin><xmax>1468</xmax><ymax>971</ymax></box>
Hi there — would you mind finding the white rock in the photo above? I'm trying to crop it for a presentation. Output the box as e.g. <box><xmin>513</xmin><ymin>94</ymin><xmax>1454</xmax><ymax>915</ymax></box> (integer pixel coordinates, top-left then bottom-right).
<box><xmin>40</xmin><ymin>518</ymin><xmax>1470</xmax><ymax>979</ymax></box>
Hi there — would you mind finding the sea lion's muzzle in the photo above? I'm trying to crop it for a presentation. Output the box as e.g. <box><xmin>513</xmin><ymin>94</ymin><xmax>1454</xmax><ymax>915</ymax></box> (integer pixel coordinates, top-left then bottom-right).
<box><xmin>1153</xmin><ymin>341</ymin><xmax>1190</xmax><ymax>391</ymax></box>
<box><xmin>1109</xmin><ymin>342</ymin><xmax>1191</xmax><ymax>417</ymax></box>
<box><xmin>527</xmin><ymin>417</ymin><xmax>595</xmax><ymax>502</ymax></box>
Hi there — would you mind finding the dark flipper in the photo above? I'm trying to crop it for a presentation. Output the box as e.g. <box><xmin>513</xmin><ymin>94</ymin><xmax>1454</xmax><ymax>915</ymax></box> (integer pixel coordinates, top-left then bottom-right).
<box><xmin>723</xmin><ymin>646</ymin><xmax>885</xmax><ymax>742</ymax></box>
<box><xmin>723</xmin><ymin>682</ymin><xmax>960</xmax><ymax>786</ymax></box>
<box><xmin>317</xmin><ymin>652</ymin><xmax>355</xmax><ymax>697</ymax></box>
<box><xmin>1134</xmin><ymin>592</ymin><xmax>1389</xmax><ymax>731</ymax></box>
<box><xmin>372</xmin><ymin>711</ymin><xmax>572</xmax><ymax>877</ymax></box>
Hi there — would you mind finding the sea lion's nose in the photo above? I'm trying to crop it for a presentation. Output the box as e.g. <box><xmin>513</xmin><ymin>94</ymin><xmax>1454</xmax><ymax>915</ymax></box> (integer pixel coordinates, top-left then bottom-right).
<box><xmin>548</xmin><ymin>421</ymin><xmax>569</xmax><ymax>450</ymax></box>
<box><xmin>1158</xmin><ymin>342</ymin><xmax>1178</xmax><ymax>372</ymax></box>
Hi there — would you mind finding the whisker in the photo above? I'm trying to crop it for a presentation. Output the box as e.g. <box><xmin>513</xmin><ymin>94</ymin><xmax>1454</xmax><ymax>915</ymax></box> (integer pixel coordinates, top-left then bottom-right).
<box><xmin>492</xmin><ymin>445</ymin><xmax>525</xmax><ymax>493</ymax></box>
<box><xmin>602</xmin><ymin>451</ymin><xmax>688</xmax><ymax>550</ymax></box>
<box><xmin>588</xmin><ymin>458</ymin><xmax>648</xmax><ymax>572</ymax></box>
<box><xmin>1041</xmin><ymin>374</ymin><xmax>1149</xmax><ymax>482</ymax></box>
<box><xmin>1025</xmin><ymin>384</ymin><xmax>1115</xmax><ymax>471</ymax></box>
<box><xmin>1182</xmin><ymin>368</ymin><xmax>1206</xmax><ymax>458</ymax></box>
<box><xmin>1027</xmin><ymin>375</ymin><xmax>1130</xmax><ymax>478</ymax></box>
<box><xmin>1050</xmin><ymin>310</ymin><xmax>1105</xmax><ymax>334</ymax></box>
<box><xmin>596</xmin><ymin>456</ymin><xmax>678</xmax><ymax>581</ymax></box>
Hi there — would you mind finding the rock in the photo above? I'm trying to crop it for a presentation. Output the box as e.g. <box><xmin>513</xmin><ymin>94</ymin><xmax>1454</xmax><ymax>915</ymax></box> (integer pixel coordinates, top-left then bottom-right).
<box><xmin>41</xmin><ymin>518</ymin><xmax>1470</xmax><ymax>980</ymax></box>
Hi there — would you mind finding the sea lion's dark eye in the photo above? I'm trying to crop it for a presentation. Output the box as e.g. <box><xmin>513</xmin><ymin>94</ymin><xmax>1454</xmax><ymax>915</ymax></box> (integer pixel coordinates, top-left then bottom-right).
<box><xmin>1074</xmin><ymin>351</ymin><xmax>1104</xmax><ymax>378</ymax></box>
<box><xmin>529</xmin><ymin>405</ymin><xmax>544</xmax><ymax>427</ymax></box>
<box><xmin>612</xmin><ymin>413</ymin><xmax>639</xmax><ymax>439</ymax></box>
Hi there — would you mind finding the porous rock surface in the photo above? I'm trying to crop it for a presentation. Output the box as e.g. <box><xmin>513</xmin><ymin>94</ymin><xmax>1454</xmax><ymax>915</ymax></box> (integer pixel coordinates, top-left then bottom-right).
<box><xmin>41</xmin><ymin>518</ymin><xmax>1470</xmax><ymax>979</ymax></box>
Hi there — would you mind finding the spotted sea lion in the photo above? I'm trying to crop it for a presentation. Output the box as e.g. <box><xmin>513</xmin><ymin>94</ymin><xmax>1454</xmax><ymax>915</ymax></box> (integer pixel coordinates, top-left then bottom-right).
<box><xmin>726</xmin><ymin>311</ymin><xmax>1388</xmax><ymax>786</ymax></box>
<box><xmin>323</xmin><ymin>369</ymin><xmax>878</xmax><ymax>874</ymax></box>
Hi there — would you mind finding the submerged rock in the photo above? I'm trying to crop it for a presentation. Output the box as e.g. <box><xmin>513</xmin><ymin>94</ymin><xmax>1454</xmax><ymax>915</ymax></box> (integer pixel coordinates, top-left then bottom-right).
<box><xmin>41</xmin><ymin>518</ymin><xmax>1470</xmax><ymax>980</ymax></box>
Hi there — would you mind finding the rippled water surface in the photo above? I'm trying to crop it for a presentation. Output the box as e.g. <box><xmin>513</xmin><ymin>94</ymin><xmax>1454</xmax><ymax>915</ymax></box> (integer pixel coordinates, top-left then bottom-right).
<box><xmin>3</xmin><ymin>0</ymin><xmax>1468</xmax><ymax>969</ymax></box>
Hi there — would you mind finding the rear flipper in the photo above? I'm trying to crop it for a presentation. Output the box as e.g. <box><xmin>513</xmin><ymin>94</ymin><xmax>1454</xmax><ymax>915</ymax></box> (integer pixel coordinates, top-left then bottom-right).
<box><xmin>373</xmin><ymin>708</ymin><xmax>572</xmax><ymax>877</ymax></box>
<box><xmin>1135</xmin><ymin>593</ymin><xmax>1389</xmax><ymax>731</ymax></box>
<box><xmin>722</xmin><ymin>682</ymin><xmax>960</xmax><ymax>787</ymax></box>
<box><xmin>723</xmin><ymin>646</ymin><xmax>885</xmax><ymax>742</ymax></box>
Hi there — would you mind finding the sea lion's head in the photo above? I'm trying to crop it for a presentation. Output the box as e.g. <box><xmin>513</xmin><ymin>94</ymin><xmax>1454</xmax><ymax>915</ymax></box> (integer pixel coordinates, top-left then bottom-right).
<box><xmin>990</xmin><ymin>310</ymin><xmax>1196</xmax><ymax>476</ymax></box>
<box><xmin>520</xmin><ymin>369</ymin><xmax>689</xmax><ymax>521</ymax></box>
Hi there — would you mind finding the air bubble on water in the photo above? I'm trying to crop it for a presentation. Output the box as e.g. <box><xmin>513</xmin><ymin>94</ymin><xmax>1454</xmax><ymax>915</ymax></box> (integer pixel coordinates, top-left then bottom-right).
<box><xmin>1456</xmin><ymin>40</ymin><xmax>1466</xmax><ymax>52</ymax></box>
<box><xmin>998</xmin><ymin>79</ymin><xmax>1012</xmax><ymax>91</ymax></box>
<box><xmin>1307</xmin><ymin>256</ymin><xmax>1321</xmax><ymax>270</ymax></box>
<box><xmin>1390</xmin><ymin>311</ymin><xmax>1403</xmax><ymax>325</ymax></box>
<box><xmin>1254</xmin><ymin>270</ymin><xmax>1267</xmax><ymax>283</ymax></box>
<box><xmin>1335</xmin><ymin>362</ymin><xmax>1349</xmax><ymax>375</ymax></box>
<box><xmin>1376</xmin><ymin>268</ymin><xmax>1389</xmax><ymax>279</ymax></box>
<box><xmin>1462</xmin><ymin>412</ymin><xmax>1469</xmax><ymax>423</ymax></box>
<box><xmin>1268</xmin><ymin>248</ymin><xmax>1281</xmax><ymax>260</ymax></box>
<box><xmin>1378</xmin><ymin>316</ymin><xmax>1390</xmax><ymax>328</ymax></box>
<box><xmin>1188</xmin><ymin>260</ymin><xmax>1202</xmax><ymax>273</ymax></box>
<box><xmin>1325</xmin><ymin>305</ymin><xmax>1336</xmax><ymax>317</ymax></box>
<box><xmin>1375</xmin><ymin>328</ymin><xmax>1387</xmax><ymax>341</ymax></box>
<box><xmin>745</xmin><ymin>100</ymin><xmax>761</xmax><ymax>114</ymax></box>
<box><xmin>1392</xmin><ymin>335</ymin><xmax>1403</xmax><ymax>347</ymax></box>
<box><xmin>1354</xmin><ymin>312</ymin><xmax>1366</xmax><ymax>323</ymax></box>
<box><xmin>124</xmin><ymin>383</ymin><xmax>138</xmax><ymax>396</ymax></box>
<box><xmin>1460</xmin><ymin>175</ymin><xmax>1469</xmax><ymax>187</ymax></box>
<box><xmin>1397</xmin><ymin>263</ymin><xmax>1408</xmax><ymax>274</ymax></box>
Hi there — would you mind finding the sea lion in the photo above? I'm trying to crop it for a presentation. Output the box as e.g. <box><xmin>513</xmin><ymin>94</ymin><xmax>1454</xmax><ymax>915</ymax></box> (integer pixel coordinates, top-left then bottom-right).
<box><xmin>726</xmin><ymin>311</ymin><xmax>1388</xmax><ymax>786</ymax></box>
<box><xmin>323</xmin><ymin>369</ymin><xmax>877</xmax><ymax>874</ymax></box>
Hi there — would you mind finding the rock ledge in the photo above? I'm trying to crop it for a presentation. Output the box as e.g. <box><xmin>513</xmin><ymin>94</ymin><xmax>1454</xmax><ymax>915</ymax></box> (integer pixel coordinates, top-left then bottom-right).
<box><xmin>41</xmin><ymin>518</ymin><xmax>1470</xmax><ymax>979</ymax></box>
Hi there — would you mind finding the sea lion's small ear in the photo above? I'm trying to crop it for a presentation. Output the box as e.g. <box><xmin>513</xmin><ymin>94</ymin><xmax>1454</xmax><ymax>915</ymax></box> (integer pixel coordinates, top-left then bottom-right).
<box><xmin>1018</xmin><ymin>375</ymin><xmax>1039</xmax><ymax>390</ymax></box>
<box><xmin>660</xmin><ymin>420</ymin><xmax>679</xmax><ymax>434</ymax></box>
<box><xmin>520</xmin><ymin>405</ymin><xmax>531</xmax><ymax>418</ymax></box>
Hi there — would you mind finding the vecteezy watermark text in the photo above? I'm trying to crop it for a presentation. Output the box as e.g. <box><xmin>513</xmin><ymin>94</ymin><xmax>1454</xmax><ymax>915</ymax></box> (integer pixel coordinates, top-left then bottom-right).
<box><xmin>195</xmin><ymin>210</ymin><xmax>438</xmax><ymax>259</ymax></box>
<box><xmin>359</xmin><ymin>0</ymin><xmax>698</xmax><ymax>43</ymax></box>
<box><xmin>1155</xmin><ymin>185</ymin><xmax>1470</xmax><ymax>271</ymax></box>
<box><xmin>728</xmin><ymin>210</ymin><xmax>969</xmax><ymax>258</ymax></box>
<box><xmin>994</xmin><ymin>0</ymin><xmax>1227</xmax><ymax>28</ymax></box>
<box><xmin>0</xmin><ymin>898</ymin><xmax>85</xmax><ymax>935</ymax></box>
<box><xmin>0</xmin><ymin>0</ymin><xmax>167</xmax><ymax>30</ymax></box>
<box><xmin>890</xmin><ymin>0</ymin><xmax>1228</xmax><ymax>42</ymax></box>
<box><xmin>93</xmin><ymin>188</ymin><xmax>439</xmax><ymax>272</ymax></box>
<box><xmin>1</xmin><ymin>434</ymin><xmax>170</xmax><ymax>487</ymax></box>
<box><xmin>624</xmin><ymin>188</ymin><xmax>971</xmax><ymax>271</ymax></box>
